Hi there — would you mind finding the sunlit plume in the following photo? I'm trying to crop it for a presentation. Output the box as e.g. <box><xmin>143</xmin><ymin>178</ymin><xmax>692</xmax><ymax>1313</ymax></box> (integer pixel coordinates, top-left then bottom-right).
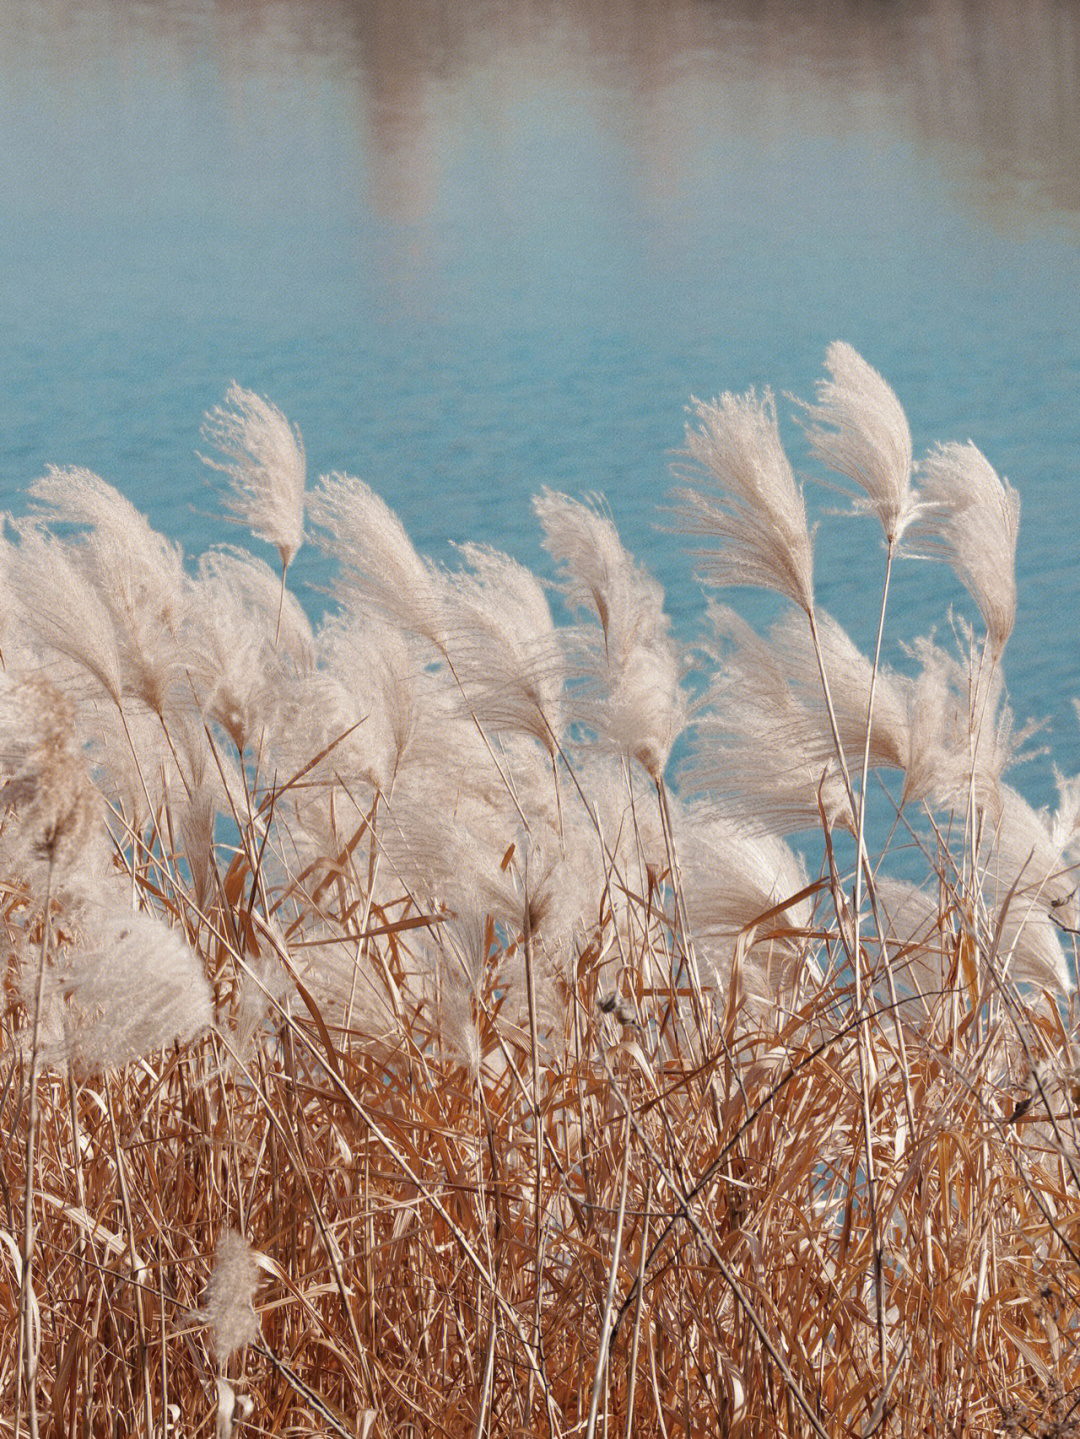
<box><xmin>901</xmin><ymin>629</ymin><xmax>1038</xmax><ymax>815</ymax></box>
<box><xmin>671</xmin><ymin>388</ymin><xmax>815</xmax><ymax>614</ymax></box>
<box><xmin>798</xmin><ymin>341</ymin><xmax>920</xmax><ymax>544</ymax></box>
<box><xmin>912</xmin><ymin>441</ymin><xmax>1020</xmax><ymax>661</ymax></box>
<box><xmin>681</xmin><ymin>808</ymin><xmax>814</xmax><ymax>1008</ymax></box>
<box><xmin>3</xmin><ymin>524</ymin><xmax>124</xmax><ymax>708</ymax></box>
<box><xmin>770</xmin><ymin>607</ymin><xmax>911</xmax><ymax>775</ymax></box>
<box><xmin>201</xmin><ymin>383</ymin><xmax>306</xmax><ymax>570</ymax></box>
<box><xmin>535</xmin><ymin>488</ymin><xmax>686</xmax><ymax>778</ymax></box>
<box><xmin>39</xmin><ymin>902</ymin><xmax>215</xmax><ymax>1072</ymax></box>
<box><xmin>309</xmin><ymin>472</ymin><xmax>447</xmax><ymax>645</ymax></box>
<box><xmin>200</xmin><ymin>1231</ymin><xmax>260</xmax><ymax>1363</ymax></box>
<box><xmin>186</xmin><ymin>547</ymin><xmax>313</xmax><ymax>751</ymax></box>
<box><xmin>873</xmin><ymin>879</ymin><xmax>951</xmax><ymax>1000</ymax></box>
<box><xmin>444</xmin><ymin>542</ymin><xmax>566</xmax><ymax>754</ymax></box>
<box><xmin>681</xmin><ymin>604</ymin><xmax>847</xmax><ymax>834</ymax></box>
<box><xmin>28</xmin><ymin>468</ymin><xmax>190</xmax><ymax>719</ymax></box>
<box><xmin>981</xmin><ymin>782</ymin><xmax>1078</xmax><ymax>937</ymax></box>
<box><xmin>0</xmin><ymin>674</ymin><xmax>105</xmax><ymax>900</ymax></box>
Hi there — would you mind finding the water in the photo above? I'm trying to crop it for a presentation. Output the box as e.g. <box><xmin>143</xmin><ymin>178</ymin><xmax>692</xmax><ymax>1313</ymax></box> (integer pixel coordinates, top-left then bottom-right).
<box><xmin>2</xmin><ymin>0</ymin><xmax>1080</xmax><ymax>804</ymax></box>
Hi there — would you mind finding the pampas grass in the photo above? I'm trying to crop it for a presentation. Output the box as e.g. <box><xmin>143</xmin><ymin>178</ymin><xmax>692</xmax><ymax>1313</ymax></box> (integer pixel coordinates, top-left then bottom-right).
<box><xmin>201</xmin><ymin>384</ymin><xmax>306</xmax><ymax>571</ymax></box>
<box><xmin>672</xmin><ymin>386</ymin><xmax>816</xmax><ymax>613</ymax></box>
<box><xmin>1</xmin><ymin>353</ymin><xmax>1079</xmax><ymax>1436</ymax></box>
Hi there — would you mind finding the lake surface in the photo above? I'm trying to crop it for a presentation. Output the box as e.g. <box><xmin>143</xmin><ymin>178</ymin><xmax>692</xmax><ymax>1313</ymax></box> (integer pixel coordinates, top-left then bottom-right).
<box><xmin>2</xmin><ymin>0</ymin><xmax>1080</xmax><ymax>803</ymax></box>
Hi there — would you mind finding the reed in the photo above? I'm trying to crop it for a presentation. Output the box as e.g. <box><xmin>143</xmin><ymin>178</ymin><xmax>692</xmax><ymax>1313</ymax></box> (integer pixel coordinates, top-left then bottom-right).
<box><xmin>0</xmin><ymin>357</ymin><xmax>1077</xmax><ymax>1436</ymax></box>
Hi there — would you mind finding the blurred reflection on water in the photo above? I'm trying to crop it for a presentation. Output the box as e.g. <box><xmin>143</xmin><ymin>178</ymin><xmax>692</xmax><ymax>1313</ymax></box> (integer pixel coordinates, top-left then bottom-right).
<box><xmin>2</xmin><ymin>0</ymin><xmax>1080</xmax><ymax>794</ymax></box>
<box><xmin>6</xmin><ymin>0</ymin><xmax>1079</xmax><ymax>224</ymax></box>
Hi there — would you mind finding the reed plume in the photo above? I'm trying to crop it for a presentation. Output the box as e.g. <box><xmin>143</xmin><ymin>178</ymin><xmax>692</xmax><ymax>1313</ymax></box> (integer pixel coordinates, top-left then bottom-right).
<box><xmin>309</xmin><ymin>471</ymin><xmax>446</xmax><ymax>644</ymax></box>
<box><xmin>3</xmin><ymin>525</ymin><xmax>124</xmax><ymax>707</ymax></box>
<box><xmin>186</xmin><ymin>547</ymin><xmax>313</xmax><ymax>750</ymax></box>
<box><xmin>28</xmin><ymin>468</ymin><xmax>190</xmax><ymax>718</ymax></box>
<box><xmin>0</xmin><ymin>674</ymin><xmax>104</xmax><ymax>900</ymax></box>
<box><xmin>913</xmin><ymin>440</ymin><xmax>1020</xmax><ymax>660</ymax></box>
<box><xmin>681</xmin><ymin>604</ymin><xmax>847</xmax><ymax>834</ymax></box>
<box><xmin>535</xmin><ymin>489</ymin><xmax>685</xmax><ymax>778</ymax></box>
<box><xmin>444</xmin><ymin>542</ymin><xmax>565</xmax><ymax>752</ymax></box>
<box><xmin>46</xmin><ymin>901</ymin><xmax>215</xmax><ymax>1072</ymax></box>
<box><xmin>671</xmin><ymin>387</ymin><xmax>815</xmax><ymax>613</ymax></box>
<box><xmin>201</xmin><ymin>383</ymin><xmax>306</xmax><ymax>570</ymax></box>
<box><xmin>798</xmin><ymin>340</ymin><xmax>919</xmax><ymax>544</ymax></box>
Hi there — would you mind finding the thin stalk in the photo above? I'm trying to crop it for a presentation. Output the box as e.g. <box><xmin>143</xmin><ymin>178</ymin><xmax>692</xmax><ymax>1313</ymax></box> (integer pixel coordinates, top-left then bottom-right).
<box><xmin>806</xmin><ymin>601</ymin><xmax>889</xmax><ymax>1378</ymax></box>
<box><xmin>654</xmin><ymin>776</ymin><xmax>707</xmax><ymax>1038</ymax></box>
<box><xmin>105</xmin><ymin>1090</ymin><xmax>155</xmax><ymax>1437</ymax></box>
<box><xmin>585</xmin><ymin>1111</ymin><xmax>632</xmax><ymax>1439</ymax></box>
<box><xmin>473</xmin><ymin>1315</ymin><xmax>497</xmax><ymax>1439</ymax></box>
<box><xmin>853</xmin><ymin>544</ymin><xmax>923</xmax><ymax>1361</ymax></box>
<box><xmin>19</xmin><ymin>859</ymin><xmax>53</xmax><ymax>1439</ymax></box>
<box><xmin>522</xmin><ymin>897</ymin><xmax>547</xmax><ymax>1420</ymax></box>
<box><xmin>622</xmin><ymin>1177</ymin><xmax>651</xmax><ymax>1439</ymax></box>
<box><xmin>274</xmin><ymin>558</ymin><xmax>289</xmax><ymax>649</ymax></box>
<box><xmin>852</xmin><ymin>542</ymin><xmax>895</xmax><ymax>952</ymax></box>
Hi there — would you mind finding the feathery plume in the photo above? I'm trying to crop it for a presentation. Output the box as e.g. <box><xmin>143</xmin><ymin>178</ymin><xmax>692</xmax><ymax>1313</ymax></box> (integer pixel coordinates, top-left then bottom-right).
<box><xmin>912</xmin><ymin>442</ymin><xmax>1020</xmax><ymax>660</ymax></box>
<box><xmin>202</xmin><ymin>1232</ymin><xmax>260</xmax><ymax>1362</ymax></box>
<box><xmin>535</xmin><ymin>489</ymin><xmax>686</xmax><ymax>778</ymax></box>
<box><xmin>186</xmin><ymin>548</ymin><xmax>313</xmax><ymax>750</ymax></box>
<box><xmin>200</xmin><ymin>383</ymin><xmax>306</xmax><ymax>568</ymax></box>
<box><xmin>901</xmin><ymin>628</ymin><xmax>1038</xmax><ymax>816</ymax></box>
<box><xmin>85</xmin><ymin>701</ymin><xmax>241</xmax><ymax>844</ymax></box>
<box><xmin>0</xmin><ymin>674</ymin><xmax>105</xmax><ymax>899</ymax></box>
<box><xmin>29</xmin><ymin>466</ymin><xmax>184</xmax><ymax>585</ymax></box>
<box><xmin>798</xmin><ymin>341</ymin><xmax>918</xmax><ymax>543</ymax></box>
<box><xmin>682</xmin><ymin>808</ymin><xmax>811</xmax><ymax>937</ymax></box>
<box><xmin>300</xmin><ymin>613</ymin><xmax>425</xmax><ymax>794</ymax></box>
<box><xmin>1051</xmin><ymin>758</ymin><xmax>1080</xmax><ymax>853</ymax></box>
<box><xmin>445</xmin><ymin>542</ymin><xmax>565</xmax><ymax>752</ymax></box>
<box><xmin>680</xmin><ymin>807</ymin><xmax>814</xmax><ymax>1009</ymax></box>
<box><xmin>992</xmin><ymin>903</ymin><xmax>1073</xmax><ymax>992</ymax></box>
<box><xmin>983</xmin><ymin>784</ymin><xmax>1078</xmax><ymax>927</ymax></box>
<box><xmin>4</xmin><ymin>526</ymin><xmax>123</xmax><ymax>706</ymax></box>
<box><xmin>681</xmin><ymin>605</ymin><xmax>847</xmax><ymax>834</ymax></box>
<box><xmin>771</xmin><ymin>607</ymin><xmax>911</xmax><ymax>774</ymax></box>
<box><xmin>196</xmin><ymin>548</ymin><xmax>313</xmax><ymax>666</ymax></box>
<box><xmin>874</xmin><ymin>879</ymin><xmax>949</xmax><ymax>999</ymax></box>
<box><xmin>671</xmin><ymin>388</ymin><xmax>815</xmax><ymax>613</ymax></box>
<box><xmin>48</xmin><ymin>902</ymin><xmax>215</xmax><ymax>1072</ymax></box>
<box><xmin>27</xmin><ymin>469</ymin><xmax>190</xmax><ymax>717</ymax></box>
<box><xmin>309</xmin><ymin>473</ymin><xmax>446</xmax><ymax>644</ymax></box>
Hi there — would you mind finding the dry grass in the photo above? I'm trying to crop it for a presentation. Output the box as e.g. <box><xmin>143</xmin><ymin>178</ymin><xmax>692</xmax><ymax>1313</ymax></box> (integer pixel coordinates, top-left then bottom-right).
<box><xmin>1</xmin><ymin>363</ymin><xmax>1078</xmax><ymax>1436</ymax></box>
<box><xmin>4</xmin><ymin>855</ymin><xmax>1079</xmax><ymax>1437</ymax></box>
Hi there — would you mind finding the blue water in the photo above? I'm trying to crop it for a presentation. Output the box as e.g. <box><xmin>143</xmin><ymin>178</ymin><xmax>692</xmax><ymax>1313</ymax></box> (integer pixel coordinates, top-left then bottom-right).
<box><xmin>2</xmin><ymin>0</ymin><xmax>1080</xmax><ymax>803</ymax></box>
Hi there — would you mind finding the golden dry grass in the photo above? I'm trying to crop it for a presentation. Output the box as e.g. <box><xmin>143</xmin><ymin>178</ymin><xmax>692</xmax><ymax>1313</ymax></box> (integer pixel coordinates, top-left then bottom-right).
<box><xmin>2</xmin><ymin>814</ymin><xmax>1079</xmax><ymax>1438</ymax></box>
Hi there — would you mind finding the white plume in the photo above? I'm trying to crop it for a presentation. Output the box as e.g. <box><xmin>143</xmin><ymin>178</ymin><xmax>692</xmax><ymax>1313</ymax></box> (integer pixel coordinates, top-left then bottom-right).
<box><xmin>534</xmin><ymin>490</ymin><xmax>685</xmax><ymax>777</ymax></box>
<box><xmin>201</xmin><ymin>383</ymin><xmax>306</xmax><ymax>568</ymax></box>
<box><xmin>672</xmin><ymin>388</ymin><xmax>815</xmax><ymax>613</ymax></box>
<box><xmin>798</xmin><ymin>341</ymin><xmax>919</xmax><ymax>544</ymax></box>
<box><xmin>913</xmin><ymin>442</ymin><xmax>1020</xmax><ymax>660</ymax></box>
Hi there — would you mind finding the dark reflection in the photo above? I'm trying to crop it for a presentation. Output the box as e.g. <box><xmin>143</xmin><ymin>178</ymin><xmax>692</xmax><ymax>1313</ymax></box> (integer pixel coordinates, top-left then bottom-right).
<box><xmin>4</xmin><ymin>0</ymin><xmax>1080</xmax><ymax>227</ymax></box>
